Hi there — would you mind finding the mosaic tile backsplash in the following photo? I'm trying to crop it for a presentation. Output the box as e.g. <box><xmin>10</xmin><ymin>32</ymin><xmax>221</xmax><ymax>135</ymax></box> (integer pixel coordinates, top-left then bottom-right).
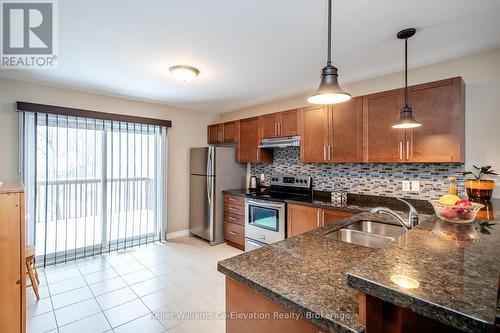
<box><xmin>251</xmin><ymin>147</ymin><xmax>466</xmax><ymax>200</ymax></box>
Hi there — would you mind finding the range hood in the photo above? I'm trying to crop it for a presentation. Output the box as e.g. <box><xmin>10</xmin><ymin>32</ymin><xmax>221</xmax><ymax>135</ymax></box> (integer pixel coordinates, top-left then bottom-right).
<box><xmin>258</xmin><ymin>136</ymin><xmax>301</xmax><ymax>148</ymax></box>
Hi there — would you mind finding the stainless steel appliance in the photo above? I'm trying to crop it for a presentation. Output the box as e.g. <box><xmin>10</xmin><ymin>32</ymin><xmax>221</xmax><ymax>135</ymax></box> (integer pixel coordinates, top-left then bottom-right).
<box><xmin>244</xmin><ymin>175</ymin><xmax>312</xmax><ymax>251</ymax></box>
<box><xmin>189</xmin><ymin>147</ymin><xmax>246</xmax><ymax>245</ymax></box>
<box><xmin>258</xmin><ymin>136</ymin><xmax>301</xmax><ymax>149</ymax></box>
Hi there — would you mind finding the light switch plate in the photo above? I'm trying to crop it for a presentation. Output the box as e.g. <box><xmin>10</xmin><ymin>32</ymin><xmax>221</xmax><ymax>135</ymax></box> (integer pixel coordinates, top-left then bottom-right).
<box><xmin>411</xmin><ymin>180</ymin><xmax>420</xmax><ymax>192</ymax></box>
<box><xmin>402</xmin><ymin>180</ymin><xmax>411</xmax><ymax>192</ymax></box>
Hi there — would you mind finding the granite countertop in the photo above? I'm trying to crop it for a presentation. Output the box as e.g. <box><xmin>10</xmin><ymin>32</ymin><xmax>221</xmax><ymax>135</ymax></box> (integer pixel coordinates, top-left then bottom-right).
<box><xmin>346</xmin><ymin>199</ymin><xmax>500</xmax><ymax>333</ymax></box>
<box><xmin>218</xmin><ymin>212</ymin><xmax>405</xmax><ymax>333</ymax></box>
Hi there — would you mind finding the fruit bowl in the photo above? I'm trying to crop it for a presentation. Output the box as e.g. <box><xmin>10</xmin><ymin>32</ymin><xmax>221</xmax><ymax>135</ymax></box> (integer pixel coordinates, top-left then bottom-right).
<box><xmin>429</xmin><ymin>200</ymin><xmax>484</xmax><ymax>224</ymax></box>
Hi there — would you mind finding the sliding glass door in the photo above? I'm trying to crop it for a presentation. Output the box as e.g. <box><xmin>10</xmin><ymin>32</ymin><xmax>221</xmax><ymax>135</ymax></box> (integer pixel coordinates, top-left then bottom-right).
<box><xmin>21</xmin><ymin>112</ymin><xmax>166</xmax><ymax>267</ymax></box>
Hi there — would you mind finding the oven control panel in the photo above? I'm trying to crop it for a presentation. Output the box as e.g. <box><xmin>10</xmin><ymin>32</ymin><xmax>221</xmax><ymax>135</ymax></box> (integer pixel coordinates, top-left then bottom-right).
<box><xmin>270</xmin><ymin>175</ymin><xmax>311</xmax><ymax>188</ymax></box>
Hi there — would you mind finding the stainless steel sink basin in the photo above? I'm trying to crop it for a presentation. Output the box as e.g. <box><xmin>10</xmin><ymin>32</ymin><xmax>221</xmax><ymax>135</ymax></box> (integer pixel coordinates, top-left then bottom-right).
<box><xmin>324</xmin><ymin>220</ymin><xmax>406</xmax><ymax>248</ymax></box>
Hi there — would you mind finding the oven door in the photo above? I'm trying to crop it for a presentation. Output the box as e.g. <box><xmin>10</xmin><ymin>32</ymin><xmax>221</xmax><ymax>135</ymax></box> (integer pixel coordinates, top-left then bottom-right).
<box><xmin>245</xmin><ymin>199</ymin><xmax>285</xmax><ymax>244</ymax></box>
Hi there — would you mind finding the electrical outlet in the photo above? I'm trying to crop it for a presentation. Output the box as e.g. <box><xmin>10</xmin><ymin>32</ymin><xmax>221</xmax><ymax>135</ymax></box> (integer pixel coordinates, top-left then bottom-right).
<box><xmin>402</xmin><ymin>180</ymin><xmax>411</xmax><ymax>191</ymax></box>
<box><xmin>411</xmin><ymin>180</ymin><xmax>420</xmax><ymax>192</ymax></box>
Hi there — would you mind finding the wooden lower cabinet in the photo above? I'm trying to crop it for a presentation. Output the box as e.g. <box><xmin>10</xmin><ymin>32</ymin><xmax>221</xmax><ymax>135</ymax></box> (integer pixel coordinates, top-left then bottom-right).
<box><xmin>0</xmin><ymin>183</ymin><xmax>25</xmax><ymax>333</ymax></box>
<box><xmin>287</xmin><ymin>204</ymin><xmax>354</xmax><ymax>237</ymax></box>
<box><xmin>359</xmin><ymin>294</ymin><xmax>462</xmax><ymax>333</ymax></box>
<box><xmin>224</xmin><ymin>194</ymin><xmax>245</xmax><ymax>250</ymax></box>
<box><xmin>226</xmin><ymin>277</ymin><xmax>323</xmax><ymax>333</ymax></box>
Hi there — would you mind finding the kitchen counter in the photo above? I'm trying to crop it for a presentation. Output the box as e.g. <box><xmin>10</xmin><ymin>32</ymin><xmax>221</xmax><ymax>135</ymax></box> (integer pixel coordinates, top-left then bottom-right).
<box><xmin>218</xmin><ymin>212</ymin><xmax>406</xmax><ymax>333</ymax></box>
<box><xmin>218</xmin><ymin>195</ymin><xmax>500</xmax><ymax>332</ymax></box>
<box><xmin>346</xmin><ymin>199</ymin><xmax>500</xmax><ymax>333</ymax></box>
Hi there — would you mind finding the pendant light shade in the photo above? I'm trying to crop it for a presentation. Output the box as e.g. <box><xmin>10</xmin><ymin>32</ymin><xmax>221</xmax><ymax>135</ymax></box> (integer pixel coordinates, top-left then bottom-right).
<box><xmin>308</xmin><ymin>0</ymin><xmax>351</xmax><ymax>105</ymax></box>
<box><xmin>392</xmin><ymin>28</ymin><xmax>421</xmax><ymax>129</ymax></box>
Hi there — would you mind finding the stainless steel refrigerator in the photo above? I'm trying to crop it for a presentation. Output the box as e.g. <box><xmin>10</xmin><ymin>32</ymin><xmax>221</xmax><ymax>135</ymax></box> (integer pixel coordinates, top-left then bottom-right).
<box><xmin>189</xmin><ymin>146</ymin><xmax>246</xmax><ymax>245</ymax></box>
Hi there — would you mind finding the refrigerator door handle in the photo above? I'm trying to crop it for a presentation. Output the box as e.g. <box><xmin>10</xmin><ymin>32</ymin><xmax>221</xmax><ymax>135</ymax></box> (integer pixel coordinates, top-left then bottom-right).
<box><xmin>207</xmin><ymin>148</ymin><xmax>213</xmax><ymax>204</ymax></box>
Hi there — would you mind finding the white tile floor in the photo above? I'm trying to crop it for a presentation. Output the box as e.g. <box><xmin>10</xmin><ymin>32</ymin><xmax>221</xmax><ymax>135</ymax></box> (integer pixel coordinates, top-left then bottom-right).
<box><xmin>26</xmin><ymin>237</ymin><xmax>242</xmax><ymax>333</ymax></box>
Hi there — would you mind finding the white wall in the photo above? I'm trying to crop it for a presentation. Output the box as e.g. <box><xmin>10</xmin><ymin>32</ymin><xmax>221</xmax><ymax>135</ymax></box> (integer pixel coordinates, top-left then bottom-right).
<box><xmin>220</xmin><ymin>47</ymin><xmax>500</xmax><ymax>198</ymax></box>
<box><xmin>0</xmin><ymin>78</ymin><xmax>219</xmax><ymax>233</ymax></box>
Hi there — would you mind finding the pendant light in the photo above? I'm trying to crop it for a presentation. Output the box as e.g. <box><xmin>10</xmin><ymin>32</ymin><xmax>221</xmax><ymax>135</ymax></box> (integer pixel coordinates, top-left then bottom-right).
<box><xmin>392</xmin><ymin>28</ymin><xmax>421</xmax><ymax>129</ymax></box>
<box><xmin>307</xmin><ymin>0</ymin><xmax>351</xmax><ymax>105</ymax></box>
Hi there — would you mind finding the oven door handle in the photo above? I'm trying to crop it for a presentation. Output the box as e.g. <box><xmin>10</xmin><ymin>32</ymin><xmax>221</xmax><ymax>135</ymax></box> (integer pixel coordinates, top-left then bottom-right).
<box><xmin>246</xmin><ymin>199</ymin><xmax>284</xmax><ymax>209</ymax></box>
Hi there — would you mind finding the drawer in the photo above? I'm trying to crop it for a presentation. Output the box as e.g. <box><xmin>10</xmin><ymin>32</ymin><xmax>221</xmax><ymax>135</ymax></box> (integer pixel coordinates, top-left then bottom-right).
<box><xmin>224</xmin><ymin>202</ymin><xmax>245</xmax><ymax>215</ymax></box>
<box><xmin>224</xmin><ymin>222</ymin><xmax>244</xmax><ymax>246</ymax></box>
<box><xmin>224</xmin><ymin>211</ymin><xmax>244</xmax><ymax>226</ymax></box>
<box><xmin>224</xmin><ymin>194</ymin><xmax>245</xmax><ymax>206</ymax></box>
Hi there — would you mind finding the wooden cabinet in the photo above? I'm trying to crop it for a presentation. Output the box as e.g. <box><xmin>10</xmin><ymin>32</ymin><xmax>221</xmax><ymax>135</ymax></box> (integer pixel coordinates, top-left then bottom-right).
<box><xmin>363</xmin><ymin>89</ymin><xmax>405</xmax><ymax>162</ymax></box>
<box><xmin>237</xmin><ymin>117</ymin><xmax>272</xmax><ymax>163</ymax></box>
<box><xmin>331</xmin><ymin>97</ymin><xmax>363</xmax><ymax>162</ymax></box>
<box><xmin>226</xmin><ymin>277</ymin><xmax>324</xmax><ymax>333</ymax></box>
<box><xmin>260</xmin><ymin>109</ymin><xmax>299</xmax><ymax>139</ymax></box>
<box><xmin>363</xmin><ymin>77</ymin><xmax>465</xmax><ymax>163</ymax></box>
<box><xmin>287</xmin><ymin>203</ymin><xmax>353</xmax><ymax>237</ymax></box>
<box><xmin>209</xmin><ymin>76</ymin><xmax>465</xmax><ymax>164</ymax></box>
<box><xmin>208</xmin><ymin>121</ymin><xmax>238</xmax><ymax>144</ymax></box>
<box><xmin>0</xmin><ymin>182</ymin><xmax>25</xmax><ymax>333</ymax></box>
<box><xmin>224</xmin><ymin>194</ymin><xmax>245</xmax><ymax>250</ymax></box>
<box><xmin>208</xmin><ymin>123</ymin><xmax>223</xmax><ymax>144</ymax></box>
<box><xmin>299</xmin><ymin>105</ymin><xmax>330</xmax><ymax>163</ymax></box>
<box><xmin>300</xmin><ymin>98</ymin><xmax>363</xmax><ymax>163</ymax></box>
<box><xmin>406</xmin><ymin>77</ymin><xmax>465</xmax><ymax>162</ymax></box>
<box><xmin>287</xmin><ymin>204</ymin><xmax>321</xmax><ymax>238</ymax></box>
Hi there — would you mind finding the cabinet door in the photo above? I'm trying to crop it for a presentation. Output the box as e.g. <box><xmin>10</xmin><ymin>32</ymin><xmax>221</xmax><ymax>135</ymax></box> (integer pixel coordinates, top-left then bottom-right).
<box><xmin>0</xmin><ymin>193</ymin><xmax>21</xmax><ymax>333</ymax></box>
<box><xmin>260</xmin><ymin>113</ymin><xmax>279</xmax><ymax>139</ymax></box>
<box><xmin>322</xmin><ymin>209</ymin><xmax>354</xmax><ymax>226</ymax></box>
<box><xmin>280</xmin><ymin>109</ymin><xmax>299</xmax><ymax>136</ymax></box>
<box><xmin>331</xmin><ymin>97</ymin><xmax>363</xmax><ymax>162</ymax></box>
<box><xmin>237</xmin><ymin>117</ymin><xmax>272</xmax><ymax>163</ymax></box>
<box><xmin>300</xmin><ymin>105</ymin><xmax>329</xmax><ymax>163</ymax></box>
<box><xmin>407</xmin><ymin>77</ymin><xmax>464</xmax><ymax>162</ymax></box>
<box><xmin>208</xmin><ymin>124</ymin><xmax>222</xmax><ymax>144</ymax></box>
<box><xmin>223</xmin><ymin>121</ymin><xmax>238</xmax><ymax>143</ymax></box>
<box><xmin>363</xmin><ymin>90</ymin><xmax>405</xmax><ymax>162</ymax></box>
<box><xmin>287</xmin><ymin>204</ymin><xmax>321</xmax><ymax>237</ymax></box>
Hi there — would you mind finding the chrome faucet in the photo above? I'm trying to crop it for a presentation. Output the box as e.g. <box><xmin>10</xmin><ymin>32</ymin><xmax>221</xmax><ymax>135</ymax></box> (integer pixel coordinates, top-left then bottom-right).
<box><xmin>371</xmin><ymin>198</ymin><xmax>419</xmax><ymax>231</ymax></box>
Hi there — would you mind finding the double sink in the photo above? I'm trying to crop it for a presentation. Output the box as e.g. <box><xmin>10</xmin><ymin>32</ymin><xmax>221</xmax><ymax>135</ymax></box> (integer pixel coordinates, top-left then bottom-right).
<box><xmin>324</xmin><ymin>220</ymin><xmax>406</xmax><ymax>248</ymax></box>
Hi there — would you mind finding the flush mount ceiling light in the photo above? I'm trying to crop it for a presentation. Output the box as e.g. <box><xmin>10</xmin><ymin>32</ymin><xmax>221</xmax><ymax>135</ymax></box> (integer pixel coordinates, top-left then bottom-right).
<box><xmin>308</xmin><ymin>0</ymin><xmax>351</xmax><ymax>105</ymax></box>
<box><xmin>169</xmin><ymin>65</ymin><xmax>200</xmax><ymax>83</ymax></box>
<box><xmin>392</xmin><ymin>28</ymin><xmax>421</xmax><ymax>129</ymax></box>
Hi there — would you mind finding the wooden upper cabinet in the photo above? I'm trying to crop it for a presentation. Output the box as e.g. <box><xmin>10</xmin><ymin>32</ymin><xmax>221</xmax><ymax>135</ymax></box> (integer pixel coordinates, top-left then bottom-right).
<box><xmin>363</xmin><ymin>89</ymin><xmax>405</xmax><ymax>162</ymax></box>
<box><xmin>260</xmin><ymin>109</ymin><xmax>299</xmax><ymax>139</ymax></box>
<box><xmin>331</xmin><ymin>97</ymin><xmax>363</xmax><ymax>162</ymax></box>
<box><xmin>237</xmin><ymin>117</ymin><xmax>272</xmax><ymax>164</ymax></box>
<box><xmin>223</xmin><ymin>121</ymin><xmax>238</xmax><ymax>144</ymax></box>
<box><xmin>208</xmin><ymin>124</ymin><xmax>223</xmax><ymax>144</ymax></box>
<box><xmin>208</xmin><ymin>121</ymin><xmax>238</xmax><ymax>144</ymax></box>
<box><xmin>280</xmin><ymin>109</ymin><xmax>299</xmax><ymax>136</ymax></box>
<box><xmin>406</xmin><ymin>77</ymin><xmax>465</xmax><ymax>163</ymax></box>
<box><xmin>300</xmin><ymin>105</ymin><xmax>329</xmax><ymax>163</ymax></box>
<box><xmin>260</xmin><ymin>113</ymin><xmax>280</xmax><ymax>139</ymax></box>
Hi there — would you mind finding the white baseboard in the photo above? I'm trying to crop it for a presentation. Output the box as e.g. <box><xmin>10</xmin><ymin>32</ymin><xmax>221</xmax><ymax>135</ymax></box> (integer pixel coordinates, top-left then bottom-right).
<box><xmin>165</xmin><ymin>229</ymin><xmax>190</xmax><ymax>240</ymax></box>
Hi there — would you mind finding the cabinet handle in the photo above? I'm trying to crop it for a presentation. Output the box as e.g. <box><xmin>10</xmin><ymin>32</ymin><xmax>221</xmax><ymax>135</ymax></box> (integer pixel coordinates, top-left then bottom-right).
<box><xmin>228</xmin><ymin>231</ymin><xmax>239</xmax><ymax>236</ymax></box>
<box><xmin>317</xmin><ymin>209</ymin><xmax>323</xmax><ymax>227</ymax></box>
<box><xmin>328</xmin><ymin>145</ymin><xmax>331</xmax><ymax>161</ymax></box>
<box><xmin>278</xmin><ymin>122</ymin><xmax>282</xmax><ymax>136</ymax></box>
<box><xmin>229</xmin><ymin>207</ymin><xmax>237</xmax><ymax>211</ymax></box>
<box><xmin>228</xmin><ymin>216</ymin><xmax>237</xmax><ymax>221</ymax></box>
<box><xmin>323</xmin><ymin>146</ymin><xmax>327</xmax><ymax>160</ymax></box>
<box><xmin>406</xmin><ymin>141</ymin><xmax>410</xmax><ymax>161</ymax></box>
<box><xmin>16</xmin><ymin>279</ymin><xmax>21</xmax><ymax>285</ymax></box>
<box><xmin>399</xmin><ymin>141</ymin><xmax>403</xmax><ymax>161</ymax></box>
<box><xmin>228</xmin><ymin>198</ymin><xmax>237</xmax><ymax>202</ymax></box>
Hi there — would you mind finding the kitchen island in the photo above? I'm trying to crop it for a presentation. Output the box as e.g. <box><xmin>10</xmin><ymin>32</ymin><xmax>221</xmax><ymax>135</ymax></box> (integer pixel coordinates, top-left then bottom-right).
<box><xmin>218</xmin><ymin>200</ymin><xmax>500</xmax><ymax>333</ymax></box>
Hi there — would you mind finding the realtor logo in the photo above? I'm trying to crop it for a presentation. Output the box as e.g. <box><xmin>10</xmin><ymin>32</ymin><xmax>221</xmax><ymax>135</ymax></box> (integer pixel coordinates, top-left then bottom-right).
<box><xmin>1</xmin><ymin>0</ymin><xmax>57</xmax><ymax>68</ymax></box>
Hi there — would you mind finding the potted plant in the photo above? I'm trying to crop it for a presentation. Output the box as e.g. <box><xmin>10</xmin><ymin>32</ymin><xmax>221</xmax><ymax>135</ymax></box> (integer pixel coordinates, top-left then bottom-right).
<box><xmin>462</xmin><ymin>165</ymin><xmax>497</xmax><ymax>202</ymax></box>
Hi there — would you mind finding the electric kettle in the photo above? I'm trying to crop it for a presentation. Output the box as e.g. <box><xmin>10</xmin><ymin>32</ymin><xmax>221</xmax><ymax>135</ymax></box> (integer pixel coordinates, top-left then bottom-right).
<box><xmin>249</xmin><ymin>176</ymin><xmax>261</xmax><ymax>192</ymax></box>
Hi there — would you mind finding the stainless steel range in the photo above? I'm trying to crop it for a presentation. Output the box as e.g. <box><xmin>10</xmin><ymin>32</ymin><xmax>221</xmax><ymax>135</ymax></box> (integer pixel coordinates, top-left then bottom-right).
<box><xmin>244</xmin><ymin>175</ymin><xmax>312</xmax><ymax>251</ymax></box>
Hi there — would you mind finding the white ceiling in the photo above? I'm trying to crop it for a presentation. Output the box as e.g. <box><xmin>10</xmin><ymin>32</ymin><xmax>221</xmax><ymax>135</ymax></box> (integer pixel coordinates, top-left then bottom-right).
<box><xmin>2</xmin><ymin>0</ymin><xmax>500</xmax><ymax>113</ymax></box>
